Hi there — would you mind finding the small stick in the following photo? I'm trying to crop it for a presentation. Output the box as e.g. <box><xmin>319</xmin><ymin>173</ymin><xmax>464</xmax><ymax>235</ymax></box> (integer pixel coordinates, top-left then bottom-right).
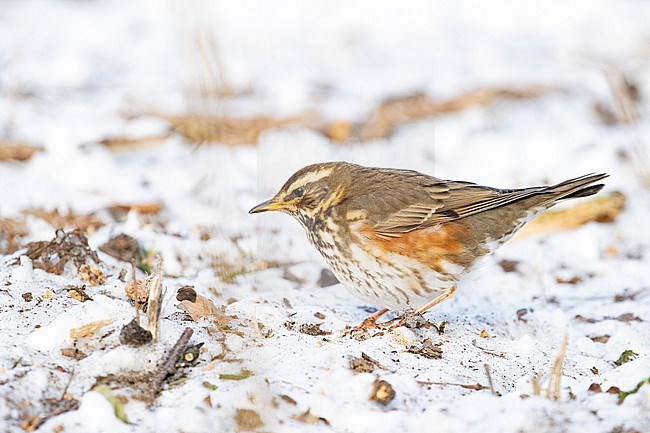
<box><xmin>131</xmin><ymin>260</ymin><xmax>140</xmax><ymax>325</ymax></box>
<box><xmin>471</xmin><ymin>340</ymin><xmax>505</xmax><ymax>358</ymax></box>
<box><xmin>250</xmin><ymin>308</ymin><xmax>262</xmax><ymax>347</ymax></box>
<box><xmin>531</xmin><ymin>374</ymin><xmax>542</xmax><ymax>396</ymax></box>
<box><xmin>60</xmin><ymin>369</ymin><xmax>75</xmax><ymax>400</ymax></box>
<box><xmin>152</xmin><ymin>327</ymin><xmax>194</xmax><ymax>392</ymax></box>
<box><xmin>484</xmin><ymin>363</ymin><xmax>497</xmax><ymax>395</ymax></box>
<box><xmin>417</xmin><ymin>381</ymin><xmax>488</xmax><ymax>391</ymax></box>
<box><xmin>361</xmin><ymin>352</ymin><xmax>388</xmax><ymax>370</ymax></box>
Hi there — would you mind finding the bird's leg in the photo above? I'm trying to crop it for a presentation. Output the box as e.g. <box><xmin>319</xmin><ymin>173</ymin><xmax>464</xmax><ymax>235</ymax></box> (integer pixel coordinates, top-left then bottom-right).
<box><xmin>414</xmin><ymin>286</ymin><xmax>457</xmax><ymax>315</ymax></box>
<box><xmin>380</xmin><ymin>286</ymin><xmax>457</xmax><ymax>329</ymax></box>
<box><xmin>354</xmin><ymin>308</ymin><xmax>389</xmax><ymax>330</ymax></box>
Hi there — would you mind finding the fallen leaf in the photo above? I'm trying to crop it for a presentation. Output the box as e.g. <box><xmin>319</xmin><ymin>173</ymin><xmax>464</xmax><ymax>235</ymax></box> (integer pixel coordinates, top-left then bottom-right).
<box><xmin>234</xmin><ymin>408</ymin><xmax>263</xmax><ymax>430</ymax></box>
<box><xmin>280</xmin><ymin>395</ymin><xmax>297</xmax><ymax>405</ymax></box>
<box><xmin>614</xmin><ymin>313</ymin><xmax>642</xmax><ymax>322</ymax></box>
<box><xmin>177</xmin><ymin>287</ymin><xmax>230</xmax><ymax>327</ymax></box>
<box><xmin>218</xmin><ymin>370</ymin><xmax>253</xmax><ymax>380</ymax></box>
<box><xmin>93</xmin><ymin>385</ymin><xmax>128</xmax><ymax>423</ymax></box>
<box><xmin>97</xmin><ymin>134</ymin><xmax>170</xmax><ymax>152</ymax></box>
<box><xmin>67</xmin><ymin>285</ymin><xmax>92</xmax><ymax>302</ymax></box>
<box><xmin>70</xmin><ymin>319</ymin><xmax>114</xmax><ymax>339</ymax></box>
<box><xmin>498</xmin><ymin>259</ymin><xmax>520</xmax><ymax>273</ymax></box>
<box><xmin>588</xmin><ymin>383</ymin><xmax>602</xmax><ymax>393</ymax></box>
<box><xmin>202</xmin><ymin>381</ymin><xmax>217</xmax><ymax>391</ymax></box>
<box><xmin>78</xmin><ymin>264</ymin><xmax>106</xmax><ymax>286</ymax></box>
<box><xmin>0</xmin><ymin>140</ymin><xmax>42</xmax><ymax>162</ymax></box>
<box><xmin>124</xmin><ymin>279</ymin><xmax>149</xmax><ymax>305</ymax></box>
<box><xmin>39</xmin><ymin>289</ymin><xmax>55</xmax><ymax>300</ymax></box>
<box><xmin>119</xmin><ymin>318</ymin><xmax>152</xmax><ymax>346</ymax></box>
<box><xmin>480</xmin><ymin>330</ymin><xmax>490</xmax><ymax>338</ymax></box>
<box><xmin>60</xmin><ymin>347</ymin><xmax>87</xmax><ymax>360</ymax></box>
<box><xmin>293</xmin><ymin>409</ymin><xmax>330</xmax><ymax>425</ymax></box>
<box><xmin>349</xmin><ymin>356</ymin><xmax>375</xmax><ymax>374</ymax></box>
<box><xmin>19</xmin><ymin>414</ymin><xmax>42</xmax><ymax>431</ymax></box>
<box><xmin>99</xmin><ymin>234</ymin><xmax>142</xmax><ymax>263</ymax></box>
<box><xmin>556</xmin><ymin>276</ymin><xmax>583</xmax><ymax>285</ymax></box>
<box><xmin>614</xmin><ymin>350</ymin><xmax>638</xmax><ymax>366</ymax></box>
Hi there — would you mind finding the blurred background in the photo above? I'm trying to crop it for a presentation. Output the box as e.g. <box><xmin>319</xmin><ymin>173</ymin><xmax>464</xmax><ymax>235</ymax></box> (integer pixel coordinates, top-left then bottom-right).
<box><xmin>0</xmin><ymin>0</ymin><xmax>648</xmax><ymax>268</ymax></box>
<box><xmin>1</xmin><ymin>2</ymin><xmax>650</xmax><ymax>432</ymax></box>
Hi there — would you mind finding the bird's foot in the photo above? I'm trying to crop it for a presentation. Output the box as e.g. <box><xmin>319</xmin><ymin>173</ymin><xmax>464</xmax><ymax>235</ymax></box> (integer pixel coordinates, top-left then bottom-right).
<box><xmin>342</xmin><ymin>308</ymin><xmax>389</xmax><ymax>339</ymax></box>
<box><xmin>353</xmin><ymin>308</ymin><xmax>389</xmax><ymax>331</ymax></box>
<box><xmin>377</xmin><ymin>310</ymin><xmax>429</xmax><ymax>330</ymax></box>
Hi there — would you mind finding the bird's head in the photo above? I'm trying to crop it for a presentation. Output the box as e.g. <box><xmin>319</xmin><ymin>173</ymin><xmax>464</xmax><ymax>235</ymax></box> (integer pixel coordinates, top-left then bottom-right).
<box><xmin>249</xmin><ymin>162</ymin><xmax>351</xmax><ymax>220</ymax></box>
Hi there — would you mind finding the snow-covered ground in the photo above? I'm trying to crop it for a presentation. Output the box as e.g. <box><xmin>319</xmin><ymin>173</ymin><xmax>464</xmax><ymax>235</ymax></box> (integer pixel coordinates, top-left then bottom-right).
<box><xmin>1</xmin><ymin>1</ymin><xmax>649</xmax><ymax>432</ymax></box>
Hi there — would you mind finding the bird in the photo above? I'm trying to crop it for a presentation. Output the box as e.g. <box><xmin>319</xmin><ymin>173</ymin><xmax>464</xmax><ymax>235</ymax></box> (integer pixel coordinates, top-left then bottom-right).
<box><xmin>249</xmin><ymin>162</ymin><xmax>607</xmax><ymax>330</ymax></box>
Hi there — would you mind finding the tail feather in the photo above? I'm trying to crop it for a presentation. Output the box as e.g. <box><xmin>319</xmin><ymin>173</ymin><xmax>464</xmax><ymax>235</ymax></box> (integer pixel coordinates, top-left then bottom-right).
<box><xmin>543</xmin><ymin>173</ymin><xmax>608</xmax><ymax>205</ymax></box>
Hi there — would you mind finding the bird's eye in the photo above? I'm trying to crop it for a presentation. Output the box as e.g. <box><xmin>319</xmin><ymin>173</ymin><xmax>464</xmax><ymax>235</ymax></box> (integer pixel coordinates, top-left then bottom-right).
<box><xmin>293</xmin><ymin>187</ymin><xmax>304</xmax><ymax>197</ymax></box>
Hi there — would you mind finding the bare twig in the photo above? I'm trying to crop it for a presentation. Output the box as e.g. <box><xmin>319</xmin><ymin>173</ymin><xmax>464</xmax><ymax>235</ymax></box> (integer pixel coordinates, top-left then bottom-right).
<box><xmin>484</xmin><ymin>363</ymin><xmax>497</xmax><ymax>395</ymax></box>
<box><xmin>146</xmin><ymin>255</ymin><xmax>165</xmax><ymax>343</ymax></box>
<box><xmin>151</xmin><ymin>327</ymin><xmax>194</xmax><ymax>392</ymax></box>
<box><xmin>131</xmin><ymin>260</ymin><xmax>140</xmax><ymax>325</ymax></box>
<box><xmin>417</xmin><ymin>381</ymin><xmax>488</xmax><ymax>391</ymax></box>
<box><xmin>361</xmin><ymin>352</ymin><xmax>388</xmax><ymax>371</ymax></box>
<box><xmin>471</xmin><ymin>340</ymin><xmax>505</xmax><ymax>358</ymax></box>
<box><xmin>60</xmin><ymin>369</ymin><xmax>75</xmax><ymax>400</ymax></box>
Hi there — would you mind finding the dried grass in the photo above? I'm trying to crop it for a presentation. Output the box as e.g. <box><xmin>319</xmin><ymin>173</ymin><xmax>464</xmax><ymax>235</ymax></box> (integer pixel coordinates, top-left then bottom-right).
<box><xmin>599</xmin><ymin>65</ymin><xmax>649</xmax><ymax>189</ymax></box>
<box><xmin>322</xmin><ymin>86</ymin><xmax>551</xmax><ymax>143</ymax></box>
<box><xmin>23</xmin><ymin>208</ymin><xmax>104</xmax><ymax>233</ymax></box>
<box><xmin>0</xmin><ymin>139</ymin><xmax>42</xmax><ymax>162</ymax></box>
<box><xmin>515</xmin><ymin>192</ymin><xmax>625</xmax><ymax>239</ymax></box>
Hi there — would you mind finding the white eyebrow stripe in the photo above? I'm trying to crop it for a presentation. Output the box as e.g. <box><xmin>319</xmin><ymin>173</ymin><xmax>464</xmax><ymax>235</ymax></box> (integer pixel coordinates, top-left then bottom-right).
<box><xmin>286</xmin><ymin>167</ymin><xmax>333</xmax><ymax>191</ymax></box>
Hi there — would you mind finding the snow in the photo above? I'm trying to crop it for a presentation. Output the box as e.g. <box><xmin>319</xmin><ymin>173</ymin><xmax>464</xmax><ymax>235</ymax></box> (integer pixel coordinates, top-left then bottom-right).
<box><xmin>1</xmin><ymin>0</ymin><xmax>650</xmax><ymax>432</ymax></box>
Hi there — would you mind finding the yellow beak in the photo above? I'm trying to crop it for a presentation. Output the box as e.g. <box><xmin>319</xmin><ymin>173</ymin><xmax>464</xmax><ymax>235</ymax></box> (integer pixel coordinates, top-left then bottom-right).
<box><xmin>249</xmin><ymin>199</ymin><xmax>285</xmax><ymax>214</ymax></box>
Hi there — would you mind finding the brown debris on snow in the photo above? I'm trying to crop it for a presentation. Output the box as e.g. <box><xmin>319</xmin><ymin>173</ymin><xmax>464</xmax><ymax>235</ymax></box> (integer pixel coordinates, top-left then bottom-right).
<box><xmin>293</xmin><ymin>409</ymin><xmax>330</xmax><ymax>426</ymax></box>
<box><xmin>119</xmin><ymin>318</ymin><xmax>153</xmax><ymax>346</ymax></box>
<box><xmin>0</xmin><ymin>217</ymin><xmax>30</xmax><ymax>254</ymax></box>
<box><xmin>96</xmin><ymin>134</ymin><xmax>171</xmax><ymax>153</ymax></box>
<box><xmin>21</xmin><ymin>229</ymin><xmax>102</xmax><ymax>275</ymax></box>
<box><xmin>407</xmin><ymin>339</ymin><xmax>443</xmax><ymax>359</ymax></box>
<box><xmin>99</xmin><ymin>234</ymin><xmax>142</xmax><ymax>263</ymax></box>
<box><xmin>69</xmin><ymin>319</ymin><xmax>114</xmax><ymax>339</ymax></box>
<box><xmin>23</xmin><ymin>208</ymin><xmax>104</xmax><ymax>233</ymax></box>
<box><xmin>176</xmin><ymin>286</ymin><xmax>230</xmax><ymax>328</ymax></box>
<box><xmin>370</xmin><ymin>380</ymin><xmax>396</xmax><ymax>406</ymax></box>
<box><xmin>349</xmin><ymin>356</ymin><xmax>375</xmax><ymax>374</ymax></box>
<box><xmin>0</xmin><ymin>139</ymin><xmax>42</xmax><ymax>162</ymax></box>
<box><xmin>330</xmin><ymin>87</ymin><xmax>550</xmax><ymax>143</ymax></box>
<box><xmin>78</xmin><ymin>264</ymin><xmax>106</xmax><ymax>286</ymax></box>
<box><xmin>125</xmin><ymin>279</ymin><xmax>149</xmax><ymax>308</ymax></box>
<box><xmin>234</xmin><ymin>408</ymin><xmax>264</xmax><ymax>430</ymax></box>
